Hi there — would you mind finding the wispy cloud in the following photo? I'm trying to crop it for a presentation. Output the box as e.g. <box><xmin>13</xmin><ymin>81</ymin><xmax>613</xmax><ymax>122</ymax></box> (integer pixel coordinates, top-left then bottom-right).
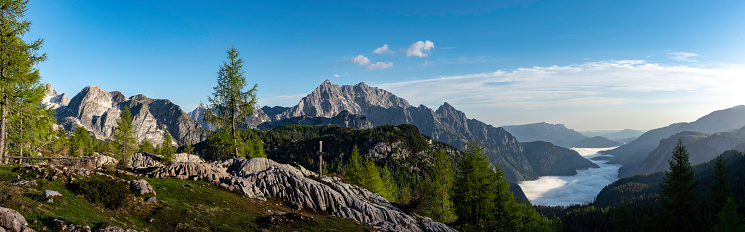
<box><xmin>366</xmin><ymin>61</ymin><xmax>393</xmax><ymax>70</ymax></box>
<box><xmin>406</xmin><ymin>40</ymin><xmax>435</xmax><ymax>57</ymax></box>
<box><xmin>373</xmin><ymin>44</ymin><xmax>393</xmax><ymax>54</ymax></box>
<box><xmin>350</xmin><ymin>54</ymin><xmax>370</xmax><ymax>65</ymax></box>
<box><xmin>333</xmin><ymin>74</ymin><xmax>340</xmax><ymax>78</ymax></box>
<box><xmin>377</xmin><ymin>60</ymin><xmax>745</xmax><ymax>109</ymax></box>
<box><xmin>667</xmin><ymin>51</ymin><xmax>698</xmax><ymax>62</ymax></box>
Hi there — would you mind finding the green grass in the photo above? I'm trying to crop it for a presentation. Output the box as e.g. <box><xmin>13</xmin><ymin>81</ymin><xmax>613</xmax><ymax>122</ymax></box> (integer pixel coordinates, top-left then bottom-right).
<box><xmin>0</xmin><ymin>165</ymin><xmax>369</xmax><ymax>232</ymax></box>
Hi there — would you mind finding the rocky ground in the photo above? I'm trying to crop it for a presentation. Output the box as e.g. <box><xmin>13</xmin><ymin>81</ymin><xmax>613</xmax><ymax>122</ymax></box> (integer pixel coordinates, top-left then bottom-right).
<box><xmin>0</xmin><ymin>154</ymin><xmax>456</xmax><ymax>232</ymax></box>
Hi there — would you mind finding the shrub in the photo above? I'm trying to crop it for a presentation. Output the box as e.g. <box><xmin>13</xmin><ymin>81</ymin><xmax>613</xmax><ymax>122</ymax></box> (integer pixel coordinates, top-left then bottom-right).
<box><xmin>76</xmin><ymin>176</ymin><xmax>131</xmax><ymax>209</ymax></box>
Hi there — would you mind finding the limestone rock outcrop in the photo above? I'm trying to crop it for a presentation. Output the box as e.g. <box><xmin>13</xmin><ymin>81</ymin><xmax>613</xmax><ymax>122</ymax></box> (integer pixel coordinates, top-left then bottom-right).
<box><xmin>0</xmin><ymin>207</ymin><xmax>35</xmax><ymax>232</ymax></box>
<box><xmin>130</xmin><ymin>153</ymin><xmax>163</xmax><ymax>169</ymax></box>
<box><xmin>172</xmin><ymin>153</ymin><xmax>204</xmax><ymax>163</ymax></box>
<box><xmin>79</xmin><ymin>155</ymin><xmax>117</xmax><ymax>169</ymax></box>
<box><xmin>148</xmin><ymin>158</ymin><xmax>456</xmax><ymax>232</ymax></box>
<box><xmin>49</xmin><ymin>84</ymin><xmax>204</xmax><ymax>146</ymax></box>
<box><xmin>257</xmin><ymin>110</ymin><xmax>375</xmax><ymax>130</ymax></box>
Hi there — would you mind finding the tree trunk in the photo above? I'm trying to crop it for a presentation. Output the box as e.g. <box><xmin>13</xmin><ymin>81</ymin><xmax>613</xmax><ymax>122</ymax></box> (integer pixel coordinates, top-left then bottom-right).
<box><xmin>232</xmin><ymin>108</ymin><xmax>238</xmax><ymax>158</ymax></box>
<box><xmin>0</xmin><ymin>94</ymin><xmax>6</xmax><ymax>164</ymax></box>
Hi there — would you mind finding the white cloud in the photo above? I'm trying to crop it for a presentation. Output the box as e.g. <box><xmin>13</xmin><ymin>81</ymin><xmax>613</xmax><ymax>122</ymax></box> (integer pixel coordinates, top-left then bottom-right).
<box><xmin>406</xmin><ymin>40</ymin><xmax>435</xmax><ymax>57</ymax></box>
<box><xmin>373</xmin><ymin>44</ymin><xmax>392</xmax><ymax>54</ymax></box>
<box><xmin>668</xmin><ymin>51</ymin><xmax>698</xmax><ymax>62</ymax></box>
<box><xmin>333</xmin><ymin>74</ymin><xmax>340</xmax><ymax>78</ymax></box>
<box><xmin>365</xmin><ymin>62</ymin><xmax>394</xmax><ymax>70</ymax></box>
<box><xmin>350</xmin><ymin>55</ymin><xmax>370</xmax><ymax>65</ymax></box>
<box><xmin>377</xmin><ymin>60</ymin><xmax>745</xmax><ymax>109</ymax></box>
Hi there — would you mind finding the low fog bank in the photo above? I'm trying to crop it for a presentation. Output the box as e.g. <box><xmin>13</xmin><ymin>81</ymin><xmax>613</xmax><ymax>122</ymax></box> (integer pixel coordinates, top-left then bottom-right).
<box><xmin>518</xmin><ymin>147</ymin><xmax>619</xmax><ymax>206</ymax></box>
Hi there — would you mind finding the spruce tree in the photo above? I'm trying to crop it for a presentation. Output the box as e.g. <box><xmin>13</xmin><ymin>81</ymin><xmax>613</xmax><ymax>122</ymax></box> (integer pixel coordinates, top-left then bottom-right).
<box><xmin>201</xmin><ymin>46</ymin><xmax>258</xmax><ymax>159</ymax></box>
<box><xmin>113</xmin><ymin>107</ymin><xmax>136</xmax><ymax>168</ymax></box>
<box><xmin>0</xmin><ymin>0</ymin><xmax>48</xmax><ymax>163</ymax></box>
<box><xmin>659</xmin><ymin>140</ymin><xmax>702</xmax><ymax>232</ymax></box>
<box><xmin>714</xmin><ymin>196</ymin><xmax>744</xmax><ymax>232</ymax></box>
<box><xmin>426</xmin><ymin>150</ymin><xmax>455</xmax><ymax>223</ymax></box>
<box><xmin>708</xmin><ymin>154</ymin><xmax>733</xmax><ymax>228</ymax></box>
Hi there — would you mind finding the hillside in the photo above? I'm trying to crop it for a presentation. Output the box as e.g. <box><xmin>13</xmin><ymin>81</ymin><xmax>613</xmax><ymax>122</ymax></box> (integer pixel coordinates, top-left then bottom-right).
<box><xmin>521</xmin><ymin>141</ymin><xmax>599</xmax><ymax>176</ymax></box>
<box><xmin>606</xmin><ymin>105</ymin><xmax>745</xmax><ymax>177</ymax></box>
<box><xmin>571</xmin><ymin>136</ymin><xmax>623</xmax><ymax>148</ymax></box>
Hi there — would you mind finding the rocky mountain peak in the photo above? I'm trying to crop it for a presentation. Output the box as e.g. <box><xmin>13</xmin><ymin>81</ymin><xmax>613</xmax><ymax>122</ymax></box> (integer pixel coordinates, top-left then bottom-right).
<box><xmin>42</xmin><ymin>83</ymin><xmax>70</xmax><ymax>109</ymax></box>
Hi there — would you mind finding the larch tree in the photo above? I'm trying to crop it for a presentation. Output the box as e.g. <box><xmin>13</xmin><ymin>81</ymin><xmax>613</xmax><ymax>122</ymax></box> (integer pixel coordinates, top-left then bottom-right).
<box><xmin>113</xmin><ymin>107</ymin><xmax>136</xmax><ymax>168</ymax></box>
<box><xmin>426</xmin><ymin>150</ymin><xmax>455</xmax><ymax>223</ymax></box>
<box><xmin>658</xmin><ymin>139</ymin><xmax>702</xmax><ymax>232</ymax></box>
<box><xmin>160</xmin><ymin>133</ymin><xmax>175</xmax><ymax>163</ymax></box>
<box><xmin>346</xmin><ymin>145</ymin><xmax>363</xmax><ymax>185</ymax></box>
<box><xmin>0</xmin><ymin>0</ymin><xmax>48</xmax><ymax>163</ymax></box>
<box><xmin>201</xmin><ymin>46</ymin><xmax>258</xmax><ymax>159</ymax></box>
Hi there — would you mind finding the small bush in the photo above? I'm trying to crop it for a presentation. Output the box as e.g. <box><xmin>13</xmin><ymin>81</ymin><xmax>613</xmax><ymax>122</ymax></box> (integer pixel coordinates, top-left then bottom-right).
<box><xmin>76</xmin><ymin>177</ymin><xmax>131</xmax><ymax>209</ymax></box>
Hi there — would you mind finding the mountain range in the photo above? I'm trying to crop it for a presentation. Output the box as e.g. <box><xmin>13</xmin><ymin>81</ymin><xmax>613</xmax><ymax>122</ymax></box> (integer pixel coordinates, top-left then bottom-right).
<box><xmin>189</xmin><ymin>80</ymin><xmax>596</xmax><ymax>182</ymax></box>
<box><xmin>44</xmin><ymin>84</ymin><xmax>204</xmax><ymax>146</ymax></box>
<box><xmin>606</xmin><ymin>105</ymin><xmax>745</xmax><ymax>177</ymax></box>
<box><xmin>503</xmin><ymin>122</ymin><xmax>624</xmax><ymax>148</ymax></box>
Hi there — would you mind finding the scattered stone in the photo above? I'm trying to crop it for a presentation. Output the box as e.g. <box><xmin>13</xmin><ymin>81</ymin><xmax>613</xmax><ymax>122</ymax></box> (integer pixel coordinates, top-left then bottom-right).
<box><xmin>9</xmin><ymin>180</ymin><xmax>37</xmax><ymax>187</ymax></box>
<box><xmin>93</xmin><ymin>225</ymin><xmax>141</xmax><ymax>232</ymax></box>
<box><xmin>129</xmin><ymin>179</ymin><xmax>156</xmax><ymax>196</ymax></box>
<box><xmin>145</xmin><ymin>197</ymin><xmax>157</xmax><ymax>203</ymax></box>
<box><xmin>131</xmin><ymin>152</ymin><xmax>163</xmax><ymax>169</ymax></box>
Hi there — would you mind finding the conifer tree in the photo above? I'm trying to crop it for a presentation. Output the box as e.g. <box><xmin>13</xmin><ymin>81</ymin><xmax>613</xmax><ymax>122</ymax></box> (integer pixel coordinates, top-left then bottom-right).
<box><xmin>113</xmin><ymin>107</ymin><xmax>136</xmax><ymax>168</ymax></box>
<box><xmin>708</xmin><ymin>154</ymin><xmax>732</xmax><ymax>227</ymax></box>
<box><xmin>454</xmin><ymin>141</ymin><xmax>519</xmax><ymax>231</ymax></box>
<box><xmin>346</xmin><ymin>145</ymin><xmax>363</xmax><ymax>185</ymax></box>
<box><xmin>363</xmin><ymin>158</ymin><xmax>385</xmax><ymax>194</ymax></box>
<box><xmin>249</xmin><ymin>137</ymin><xmax>265</xmax><ymax>158</ymax></box>
<box><xmin>426</xmin><ymin>150</ymin><xmax>455</xmax><ymax>223</ymax></box>
<box><xmin>379</xmin><ymin>164</ymin><xmax>397</xmax><ymax>202</ymax></box>
<box><xmin>714</xmin><ymin>196</ymin><xmax>744</xmax><ymax>232</ymax></box>
<box><xmin>138</xmin><ymin>140</ymin><xmax>155</xmax><ymax>153</ymax></box>
<box><xmin>160</xmin><ymin>133</ymin><xmax>175</xmax><ymax>163</ymax></box>
<box><xmin>0</xmin><ymin>0</ymin><xmax>48</xmax><ymax>163</ymax></box>
<box><xmin>201</xmin><ymin>46</ymin><xmax>258</xmax><ymax>159</ymax></box>
<box><xmin>659</xmin><ymin>140</ymin><xmax>702</xmax><ymax>232</ymax></box>
<box><xmin>69</xmin><ymin>126</ymin><xmax>92</xmax><ymax>157</ymax></box>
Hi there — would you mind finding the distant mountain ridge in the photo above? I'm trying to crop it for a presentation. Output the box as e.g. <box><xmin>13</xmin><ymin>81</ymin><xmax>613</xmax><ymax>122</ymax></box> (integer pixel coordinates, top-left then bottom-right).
<box><xmin>188</xmin><ymin>80</ymin><xmax>596</xmax><ymax>182</ymax></box>
<box><xmin>503</xmin><ymin>122</ymin><xmax>624</xmax><ymax>148</ymax></box>
<box><xmin>607</xmin><ymin>105</ymin><xmax>745</xmax><ymax>177</ymax></box>
<box><xmin>45</xmin><ymin>84</ymin><xmax>205</xmax><ymax>146</ymax></box>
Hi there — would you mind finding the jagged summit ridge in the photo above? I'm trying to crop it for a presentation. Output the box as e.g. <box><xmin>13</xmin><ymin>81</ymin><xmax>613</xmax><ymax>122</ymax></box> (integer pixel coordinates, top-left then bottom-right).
<box><xmin>50</xmin><ymin>84</ymin><xmax>205</xmax><ymax>146</ymax></box>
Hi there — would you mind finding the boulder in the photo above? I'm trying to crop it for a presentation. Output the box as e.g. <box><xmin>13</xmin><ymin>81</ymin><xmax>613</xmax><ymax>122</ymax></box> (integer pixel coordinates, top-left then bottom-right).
<box><xmin>130</xmin><ymin>152</ymin><xmax>163</xmax><ymax>169</ymax></box>
<box><xmin>171</xmin><ymin>153</ymin><xmax>204</xmax><ymax>163</ymax></box>
<box><xmin>147</xmin><ymin>162</ymin><xmax>229</xmax><ymax>183</ymax></box>
<box><xmin>9</xmin><ymin>180</ymin><xmax>37</xmax><ymax>187</ymax></box>
<box><xmin>129</xmin><ymin>179</ymin><xmax>156</xmax><ymax>196</ymax></box>
<box><xmin>0</xmin><ymin>207</ymin><xmax>34</xmax><ymax>232</ymax></box>
<box><xmin>79</xmin><ymin>155</ymin><xmax>117</xmax><ymax>168</ymax></box>
<box><xmin>42</xmin><ymin>190</ymin><xmax>62</xmax><ymax>199</ymax></box>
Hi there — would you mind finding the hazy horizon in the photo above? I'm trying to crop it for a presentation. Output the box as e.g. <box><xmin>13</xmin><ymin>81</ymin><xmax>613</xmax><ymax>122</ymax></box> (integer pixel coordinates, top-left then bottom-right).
<box><xmin>28</xmin><ymin>0</ymin><xmax>745</xmax><ymax>131</ymax></box>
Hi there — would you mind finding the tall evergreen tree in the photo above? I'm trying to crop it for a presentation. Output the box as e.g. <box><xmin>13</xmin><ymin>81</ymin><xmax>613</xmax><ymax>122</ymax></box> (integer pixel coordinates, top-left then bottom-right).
<box><xmin>201</xmin><ymin>46</ymin><xmax>258</xmax><ymax>159</ymax></box>
<box><xmin>0</xmin><ymin>0</ymin><xmax>48</xmax><ymax>163</ymax></box>
<box><xmin>379</xmin><ymin>164</ymin><xmax>397</xmax><ymax>202</ymax></box>
<box><xmin>363</xmin><ymin>158</ymin><xmax>385</xmax><ymax>195</ymax></box>
<box><xmin>454</xmin><ymin>141</ymin><xmax>519</xmax><ymax>231</ymax></box>
<box><xmin>658</xmin><ymin>140</ymin><xmax>702</xmax><ymax>232</ymax></box>
<box><xmin>714</xmin><ymin>196</ymin><xmax>744</xmax><ymax>232</ymax></box>
<box><xmin>346</xmin><ymin>145</ymin><xmax>363</xmax><ymax>185</ymax></box>
<box><xmin>426</xmin><ymin>150</ymin><xmax>455</xmax><ymax>223</ymax></box>
<box><xmin>113</xmin><ymin>107</ymin><xmax>136</xmax><ymax>168</ymax></box>
<box><xmin>160</xmin><ymin>133</ymin><xmax>175</xmax><ymax>163</ymax></box>
<box><xmin>709</xmin><ymin>154</ymin><xmax>731</xmax><ymax>224</ymax></box>
<box><xmin>69</xmin><ymin>126</ymin><xmax>92</xmax><ymax>157</ymax></box>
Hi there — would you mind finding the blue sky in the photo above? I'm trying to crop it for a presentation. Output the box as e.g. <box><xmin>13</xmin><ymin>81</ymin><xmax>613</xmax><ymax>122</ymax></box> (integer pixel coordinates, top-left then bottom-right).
<box><xmin>26</xmin><ymin>0</ymin><xmax>745</xmax><ymax>131</ymax></box>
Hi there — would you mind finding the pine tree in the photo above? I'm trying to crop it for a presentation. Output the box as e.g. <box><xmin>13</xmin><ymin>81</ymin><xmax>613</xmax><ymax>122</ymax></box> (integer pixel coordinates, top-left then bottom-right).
<box><xmin>160</xmin><ymin>133</ymin><xmax>175</xmax><ymax>163</ymax></box>
<box><xmin>113</xmin><ymin>107</ymin><xmax>136</xmax><ymax>168</ymax></box>
<box><xmin>0</xmin><ymin>0</ymin><xmax>48</xmax><ymax>163</ymax></box>
<box><xmin>201</xmin><ymin>46</ymin><xmax>258</xmax><ymax>159</ymax></box>
<box><xmin>426</xmin><ymin>150</ymin><xmax>455</xmax><ymax>223</ymax></box>
<box><xmin>659</xmin><ymin>139</ymin><xmax>702</xmax><ymax>232</ymax></box>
